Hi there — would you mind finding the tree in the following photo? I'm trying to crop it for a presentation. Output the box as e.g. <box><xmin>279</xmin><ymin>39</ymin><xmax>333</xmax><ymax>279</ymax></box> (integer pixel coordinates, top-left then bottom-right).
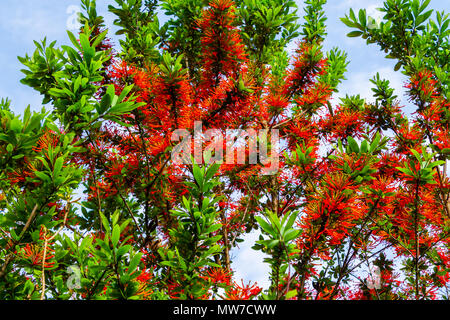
<box><xmin>0</xmin><ymin>0</ymin><xmax>448</xmax><ymax>300</ymax></box>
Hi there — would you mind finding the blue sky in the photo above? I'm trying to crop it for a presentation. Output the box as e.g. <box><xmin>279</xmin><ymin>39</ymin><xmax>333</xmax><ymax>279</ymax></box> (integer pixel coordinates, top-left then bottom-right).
<box><xmin>1</xmin><ymin>0</ymin><xmax>449</xmax><ymax>290</ymax></box>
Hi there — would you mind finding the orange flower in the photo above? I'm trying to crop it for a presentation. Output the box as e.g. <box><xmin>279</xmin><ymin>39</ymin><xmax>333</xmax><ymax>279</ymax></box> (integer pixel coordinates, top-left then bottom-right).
<box><xmin>33</xmin><ymin>131</ymin><xmax>59</xmax><ymax>153</ymax></box>
<box><xmin>135</xmin><ymin>270</ymin><xmax>153</xmax><ymax>299</ymax></box>
<box><xmin>20</xmin><ymin>243</ymin><xmax>55</xmax><ymax>269</ymax></box>
<box><xmin>206</xmin><ymin>267</ymin><xmax>232</xmax><ymax>285</ymax></box>
<box><xmin>222</xmin><ymin>280</ymin><xmax>262</xmax><ymax>300</ymax></box>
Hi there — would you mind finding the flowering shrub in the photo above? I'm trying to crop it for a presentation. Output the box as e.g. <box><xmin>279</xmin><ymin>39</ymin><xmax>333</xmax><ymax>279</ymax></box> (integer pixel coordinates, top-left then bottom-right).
<box><xmin>0</xmin><ymin>0</ymin><xmax>449</xmax><ymax>300</ymax></box>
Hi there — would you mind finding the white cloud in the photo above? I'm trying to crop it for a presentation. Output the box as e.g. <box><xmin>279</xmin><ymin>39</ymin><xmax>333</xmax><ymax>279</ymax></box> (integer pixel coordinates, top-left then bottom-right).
<box><xmin>230</xmin><ymin>230</ymin><xmax>271</xmax><ymax>290</ymax></box>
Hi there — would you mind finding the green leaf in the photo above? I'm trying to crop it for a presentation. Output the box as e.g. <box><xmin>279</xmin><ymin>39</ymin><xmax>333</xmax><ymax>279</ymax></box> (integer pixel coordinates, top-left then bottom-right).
<box><xmin>416</xmin><ymin>10</ymin><xmax>433</xmax><ymax>26</ymax></box>
<box><xmin>112</xmin><ymin>224</ymin><xmax>120</xmax><ymax>248</ymax></box>
<box><xmin>396</xmin><ymin>167</ymin><xmax>412</xmax><ymax>176</ymax></box>
<box><xmin>370</xmin><ymin>133</ymin><xmax>381</xmax><ymax>153</ymax></box>
<box><xmin>429</xmin><ymin>160</ymin><xmax>445</xmax><ymax>168</ymax></box>
<box><xmin>340</xmin><ymin>17</ymin><xmax>358</xmax><ymax>28</ymax></box>
<box><xmin>193</xmin><ymin>164</ymin><xmax>203</xmax><ymax>187</ymax></box>
<box><xmin>411</xmin><ymin>149</ymin><xmax>421</xmax><ymax>162</ymax></box>
<box><xmin>53</xmin><ymin>157</ymin><xmax>64</xmax><ymax>177</ymax></box>
<box><xmin>284</xmin><ymin>229</ymin><xmax>300</xmax><ymax>242</ymax></box>
<box><xmin>108</xmin><ymin>102</ymin><xmax>141</xmax><ymax>115</ymax></box>
<box><xmin>347</xmin><ymin>137</ymin><xmax>359</xmax><ymax>153</ymax></box>
<box><xmin>118</xmin><ymin>85</ymin><xmax>133</xmax><ymax>102</ymax></box>
<box><xmin>127</xmin><ymin>252</ymin><xmax>143</xmax><ymax>275</ymax></box>
<box><xmin>205</xmin><ymin>162</ymin><xmax>220</xmax><ymax>182</ymax></box>
<box><xmin>35</xmin><ymin>171</ymin><xmax>49</xmax><ymax>182</ymax></box>
<box><xmin>347</xmin><ymin>31</ymin><xmax>363</xmax><ymax>37</ymax></box>
<box><xmin>92</xmin><ymin>30</ymin><xmax>108</xmax><ymax>48</ymax></box>
<box><xmin>67</xmin><ymin>31</ymin><xmax>82</xmax><ymax>51</ymax></box>
<box><xmin>358</xmin><ymin>9</ymin><xmax>367</xmax><ymax>28</ymax></box>
<box><xmin>285</xmin><ymin>289</ymin><xmax>297</xmax><ymax>299</ymax></box>
<box><xmin>204</xmin><ymin>224</ymin><xmax>222</xmax><ymax>234</ymax></box>
<box><xmin>285</xmin><ymin>211</ymin><xmax>298</xmax><ymax>231</ymax></box>
<box><xmin>99</xmin><ymin>86</ymin><xmax>114</xmax><ymax>114</ymax></box>
<box><xmin>419</xmin><ymin>0</ymin><xmax>431</xmax><ymax>13</ymax></box>
<box><xmin>117</xmin><ymin>244</ymin><xmax>131</xmax><ymax>257</ymax></box>
<box><xmin>266</xmin><ymin>239</ymin><xmax>280</xmax><ymax>249</ymax></box>
<box><xmin>255</xmin><ymin>216</ymin><xmax>275</xmax><ymax>236</ymax></box>
<box><xmin>100</xmin><ymin>213</ymin><xmax>111</xmax><ymax>234</ymax></box>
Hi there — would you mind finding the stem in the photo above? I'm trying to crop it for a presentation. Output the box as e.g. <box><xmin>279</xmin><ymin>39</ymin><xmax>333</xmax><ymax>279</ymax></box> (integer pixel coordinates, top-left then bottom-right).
<box><xmin>414</xmin><ymin>182</ymin><xmax>420</xmax><ymax>300</ymax></box>
<box><xmin>86</xmin><ymin>268</ymin><xmax>108</xmax><ymax>300</ymax></box>
<box><xmin>40</xmin><ymin>237</ymin><xmax>49</xmax><ymax>300</ymax></box>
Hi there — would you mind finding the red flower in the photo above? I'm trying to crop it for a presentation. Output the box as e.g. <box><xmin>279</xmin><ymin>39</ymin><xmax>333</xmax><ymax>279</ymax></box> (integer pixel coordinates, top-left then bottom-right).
<box><xmin>206</xmin><ymin>267</ymin><xmax>232</xmax><ymax>285</ymax></box>
<box><xmin>198</xmin><ymin>0</ymin><xmax>247</xmax><ymax>89</ymax></box>
<box><xmin>20</xmin><ymin>243</ymin><xmax>55</xmax><ymax>269</ymax></box>
<box><xmin>222</xmin><ymin>280</ymin><xmax>262</xmax><ymax>300</ymax></box>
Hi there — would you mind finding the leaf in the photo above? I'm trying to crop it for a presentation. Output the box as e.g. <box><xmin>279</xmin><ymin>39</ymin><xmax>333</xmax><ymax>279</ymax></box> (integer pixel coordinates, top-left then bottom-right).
<box><xmin>285</xmin><ymin>289</ymin><xmax>297</xmax><ymax>299</ymax></box>
<box><xmin>358</xmin><ymin>9</ymin><xmax>367</xmax><ymax>28</ymax></box>
<box><xmin>35</xmin><ymin>171</ymin><xmax>49</xmax><ymax>182</ymax></box>
<box><xmin>284</xmin><ymin>211</ymin><xmax>298</xmax><ymax>231</ymax></box>
<box><xmin>80</xmin><ymin>236</ymin><xmax>93</xmax><ymax>252</ymax></box>
<box><xmin>53</xmin><ymin>157</ymin><xmax>64</xmax><ymax>177</ymax></box>
<box><xmin>117</xmin><ymin>244</ymin><xmax>131</xmax><ymax>257</ymax></box>
<box><xmin>46</xmin><ymin>122</ymin><xmax>60</xmax><ymax>133</ymax></box>
<box><xmin>370</xmin><ymin>133</ymin><xmax>381</xmax><ymax>153</ymax></box>
<box><xmin>340</xmin><ymin>17</ymin><xmax>357</xmax><ymax>28</ymax></box>
<box><xmin>99</xmin><ymin>85</ymin><xmax>114</xmax><ymax>114</ymax></box>
<box><xmin>112</xmin><ymin>224</ymin><xmax>120</xmax><ymax>248</ymax></box>
<box><xmin>108</xmin><ymin>102</ymin><xmax>141</xmax><ymax>115</ymax></box>
<box><xmin>127</xmin><ymin>252</ymin><xmax>143</xmax><ymax>275</ymax></box>
<box><xmin>91</xmin><ymin>30</ymin><xmax>108</xmax><ymax>48</ymax></box>
<box><xmin>396</xmin><ymin>167</ymin><xmax>412</xmax><ymax>176</ymax></box>
<box><xmin>347</xmin><ymin>137</ymin><xmax>359</xmax><ymax>153</ymax></box>
<box><xmin>255</xmin><ymin>216</ymin><xmax>275</xmax><ymax>236</ymax></box>
<box><xmin>360</xmin><ymin>140</ymin><xmax>369</xmax><ymax>153</ymax></box>
<box><xmin>411</xmin><ymin>149</ymin><xmax>421</xmax><ymax>162</ymax></box>
<box><xmin>394</xmin><ymin>61</ymin><xmax>403</xmax><ymax>71</ymax></box>
<box><xmin>283</xmin><ymin>229</ymin><xmax>300</xmax><ymax>242</ymax></box>
<box><xmin>268</xmin><ymin>211</ymin><xmax>282</xmax><ymax>232</ymax></box>
<box><xmin>10</xmin><ymin>118</ymin><xmax>22</xmax><ymax>132</ymax></box>
<box><xmin>67</xmin><ymin>31</ymin><xmax>82</xmax><ymax>51</ymax></box>
<box><xmin>100</xmin><ymin>213</ymin><xmax>111</xmax><ymax>234</ymax></box>
<box><xmin>118</xmin><ymin>85</ymin><xmax>133</xmax><ymax>102</ymax></box>
<box><xmin>204</xmin><ymin>224</ymin><xmax>222</xmax><ymax>234</ymax></box>
<box><xmin>416</xmin><ymin>10</ymin><xmax>433</xmax><ymax>26</ymax></box>
<box><xmin>429</xmin><ymin>160</ymin><xmax>445</xmax><ymax>168</ymax></box>
<box><xmin>80</xmin><ymin>33</ymin><xmax>95</xmax><ymax>65</ymax></box>
<box><xmin>267</xmin><ymin>239</ymin><xmax>280</xmax><ymax>249</ymax></box>
<box><xmin>204</xmin><ymin>162</ymin><xmax>220</xmax><ymax>182</ymax></box>
<box><xmin>347</xmin><ymin>31</ymin><xmax>363</xmax><ymax>37</ymax></box>
<box><xmin>79</xmin><ymin>33</ymin><xmax>90</xmax><ymax>51</ymax></box>
<box><xmin>193</xmin><ymin>164</ymin><xmax>203</xmax><ymax>187</ymax></box>
<box><xmin>419</xmin><ymin>0</ymin><xmax>431</xmax><ymax>13</ymax></box>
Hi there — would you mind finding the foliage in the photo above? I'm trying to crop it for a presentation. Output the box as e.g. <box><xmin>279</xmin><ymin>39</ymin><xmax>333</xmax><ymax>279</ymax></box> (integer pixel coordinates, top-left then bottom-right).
<box><xmin>0</xmin><ymin>0</ymin><xmax>449</xmax><ymax>300</ymax></box>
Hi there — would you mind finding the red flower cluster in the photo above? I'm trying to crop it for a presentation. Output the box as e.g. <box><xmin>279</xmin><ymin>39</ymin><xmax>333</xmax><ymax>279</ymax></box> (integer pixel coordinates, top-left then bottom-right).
<box><xmin>222</xmin><ymin>280</ymin><xmax>262</xmax><ymax>300</ymax></box>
